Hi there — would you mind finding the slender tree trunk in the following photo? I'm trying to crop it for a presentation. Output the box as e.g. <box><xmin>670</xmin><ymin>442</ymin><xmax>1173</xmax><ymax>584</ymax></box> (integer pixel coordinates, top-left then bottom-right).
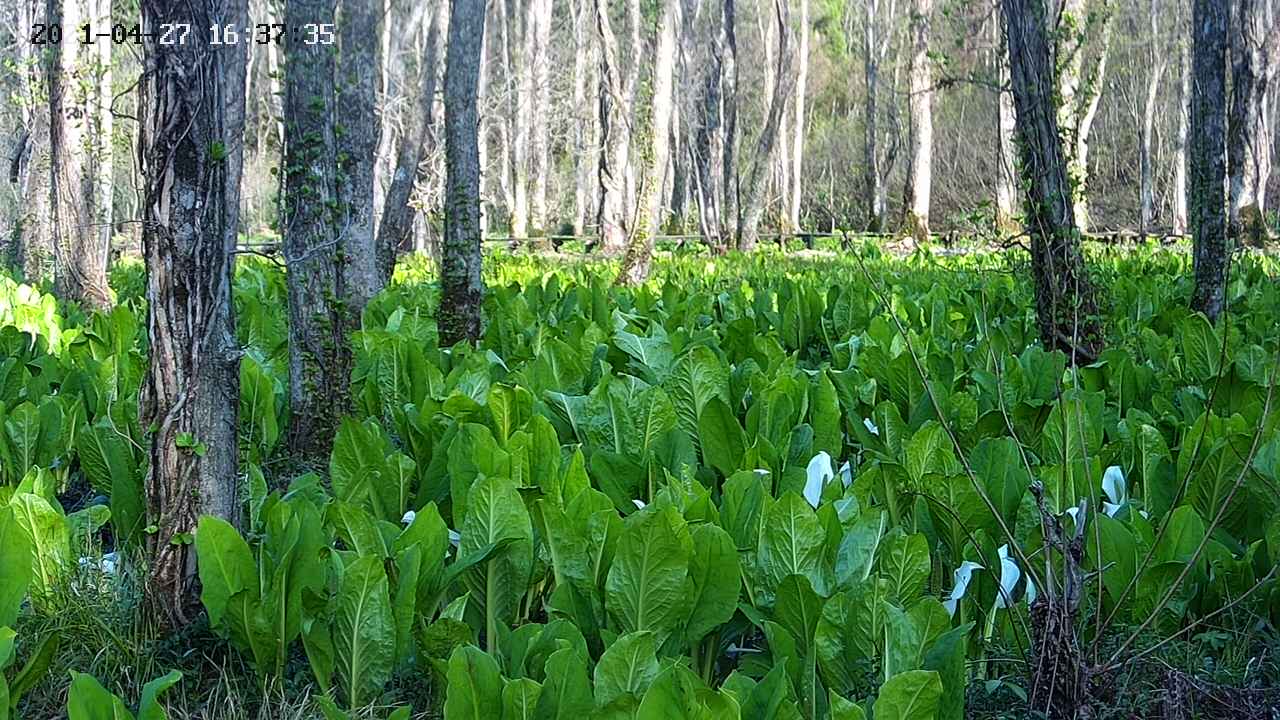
<box><xmin>862</xmin><ymin>0</ymin><xmax>885</xmax><ymax>232</ymax></box>
<box><xmin>692</xmin><ymin>0</ymin><xmax>727</xmax><ymax>251</ymax></box>
<box><xmin>12</xmin><ymin>0</ymin><xmax>54</xmax><ymax>282</ymax></box>
<box><xmin>528</xmin><ymin>0</ymin><xmax>554</xmax><ymax>242</ymax></box>
<box><xmin>441</xmin><ymin>0</ymin><xmax>487</xmax><ymax>344</ymax></box>
<box><xmin>336</xmin><ymin>0</ymin><xmax>385</xmax><ymax>316</ymax></box>
<box><xmin>738</xmin><ymin>0</ymin><xmax>794</xmax><ymax>250</ymax></box>
<box><xmin>139</xmin><ymin>0</ymin><xmax>248</xmax><ymax>626</ymax></box>
<box><xmin>1003</xmin><ymin>0</ymin><xmax>1102</xmax><ymax>361</ymax></box>
<box><xmin>1189</xmin><ymin>0</ymin><xmax>1229</xmax><ymax>320</ymax></box>
<box><xmin>903</xmin><ymin>0</ymin><xmax>933</xmax><ymax>243</ymax></box>
<box><xmin>789</xmin><ymin>0</ymin><xmax>809</xmax><ymax>232</ymax></box>
<box><xmin>284</xmin><ymin>0</ymin><xmax>347</xmax><ymax>457</ymax></box>
<box><xmin>1227</xmin><ymin>0</ymin><xmax>1279</xmax><ymax>245</ymax></box>
<box><xmin>378</xmin><ymin>3</ymin><xmax>445</xmax><ymax>279</ymax></box>
<box><xmin>623</xmin><ymin>0</ymin><xmax>642</xmax><ymax>217</ymax></box>
<box><xmin>595</xmin><ymin>0</ymin><xmax>629</xmax><ymax>253</ymax></box>
<box><xmin>1172</xmin><ymin>28</ymin><xmax>1191</xmax><ymax>235</ymax></box>
<box><xmin>572</xmin><ymin>0</ymin><xmax>598</xmax><ymax>235</ymax></box>
<box><xmin>48</xmin><ymin>0</ymin><xmax>112</xmax><ymax>310</ymax></box>
<box><xmin>86</xmin><ymin>0</ymin><xmax>113</xmax><ymax>275</ymax></box>
<box><xmin>995</xmin><ymin>18</ymin><xmax>1020</xmax><ymax>233</ymax></box>
<box><xmin>618</xmin><ymin>0</ymin><xmax>679</xmax><ymax>285</ymax></box>
<box><xmin>372</xmin><ymin>0</ymin><xmax>395</xmax><ymax>227</ymax></box>
<box><xmin>1055</xmin><ymin>0</ymin><xmax>1114</xmax><ymax>233</ymax></box>
<box><xmin>722</xmin><ymin>0</ymin><xmax>739</xmax><ymax>242</ymax></box>
<box><xmin>1138</xmin><ymin>0</ymin><xmax>1166</xmax><ymax>238</ymax></box>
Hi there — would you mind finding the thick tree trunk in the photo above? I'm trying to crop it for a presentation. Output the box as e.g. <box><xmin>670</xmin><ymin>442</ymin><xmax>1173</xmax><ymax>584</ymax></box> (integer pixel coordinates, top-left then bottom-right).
<box><xmin>1189</xmin><ymin>0</ymin><xmax>1229</xmax><ymax>321</ymax></box>
<box><xmin>692</xmin><ymin>0</ymin><xmax>727</xmax><ymax>251</ymax></box>
<box><xmin>139</xmin><ymin>0</ymin><xmax>248</xmax><ymax>627</ymax></box>
<box><xmin>995</xmin><ymin>18</ymin><xmax>1020</xmax><ymax>232</ymax></box>
<box><xmin>1138</xmin><ymin>0</ymin><xmax>1165</xmax><ymax>238</ymax></box>
<box><xmin>1227</xmin><ymin>0</ymin><xmax>1279</xmax><ymax>245</ymax></box>
<box><xmin>572</xmin><ymin>0</ymin><xmax>598</xmax><ymax>235</ymax></box>
<box><xmin>903</xmin><ymin>0</ymin><xmax>933</xmax><ymax>243</ymax></box>
<box><xmin>738</xmin><ymin>0</ymin><xmax>794</xmax><ymax>250</ymax></box>
<box><xmin>377</xmin><ymin>3</ymin><xmax>445</xmax><ymax>278</ymax></box>
<box><xmin>1003</xmin><ymin>0</ymin><xmax>1102</xmax><ymax>360</ymax></box>
<box><xmin>372</xmin><ymin>0</ymin><xmax>395</xmax><ymax>227</ymax></box>
<box><xmin>618</xmin><ymin>0</ymin><xmax>679</xmax><ymax>285</ymax></box>
<box><xmin>789</xmin><ymin>0</ymin><xmax>809</xmax><ymax>232</ymax></box>
<box><xmin>284</xmin><ymin>0</ymin><xmax>348</xmax><ymax>457</ymax></box>
<box><xmin>48</xmin><ymin>0</ymin><xmax>112</xmax><ymax>310</ymax></box>
<box><xmin>11</xmin><ymin>0</ymin><xmax>53</xmax><ymax>282</ymax></box>
<box><xmin>1055</xmin><ymin>0</ymin><xmax>1113</xmax><ymax>233</ymax></box>
<box><xmin>440</xmin><ymin>0</ymin><xmax>487</xmax><ymax>345</ymax></box>
<box><xmin>595</xmin><ymin>0</ymin><xmax>629</xmax><ymax>253</ymax></box>
<box><xmin>336</xmin><ymin>0</ymin><xmax>385</xmax><ymax>316</ymax></box>
<box><xmin>1172</xmin><ymin>31</ymin><xmax>1190</xmax><ymax>235</ymax></box>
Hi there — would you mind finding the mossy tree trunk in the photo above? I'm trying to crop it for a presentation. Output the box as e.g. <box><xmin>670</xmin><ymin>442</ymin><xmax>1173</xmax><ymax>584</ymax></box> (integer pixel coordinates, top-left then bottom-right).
<box><xmin>1189</xmin><ymin>0</ymin><xmax>1229</xmax><ymax>321</ymax></box>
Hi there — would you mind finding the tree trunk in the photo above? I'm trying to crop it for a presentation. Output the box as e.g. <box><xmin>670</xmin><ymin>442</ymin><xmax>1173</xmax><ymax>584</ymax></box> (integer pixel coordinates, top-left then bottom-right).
<box><xmin>284</xmin><ymin>0</ymin><xmax>347</xmax><ymax>457</ymax></box>
<box><xmin>377</xmin><ymin>3</ymin><xmax>446</xmax><ymax>279</ymax></box>
<box><xmin>861</xmin><ymin>0</ymin><xmax>891</xmax><ymax>233</ymax></box>
<box><xmin>595</xmin><ymin>0</ymin><xmax>629</xmax><ymax>253</ymax></box>
<box><xmin>336</xmin><ymin>0</ymin><xmax>385</xmax><ymax>317</ymax></box>
<box><xmin>86</xmin><ymin>0</ymin><xmax>113</xmax><ymax>278</ymax></box>
<box><xmin>1189</xmin><ymin>0</ymin><xmax>1229</xmax><ymax>320</ymax></box>
<box><xmin>48</xmin><ymin>0</ymin><xmax>112</xmax><ymax>310</ymax></box>
<box><xmin>789</xmin><ymin>0</ymin><xmax>809</xmax><ymax>232</ymax></box>
<box><xmin>722</xmin><ymin>0</ymin><xmax>740</xmax><ymax>243</ymax></box>
<box><xmin>139</xmin><ymin>0</ymin><xmax>248</xmax><ymax>627</ymax></box>
<box><xmin>528</xmin><ymin>0</ymin><xmax>554</xmax><ymax>242</ymax></box>
<box><xmin>692</xmin><ymin>0</ymin><xmax>727</xmax><ymax>251</ymax></box>
<box><xmin>1055</xmin><ymin>0</ymin><xmax>1114</xmax><ymax>233</ymax></box>
<box><xmin>903</xmin><ymin>0</ymin><xmax>933</xmax><ymax>243</ymax></box>
<box><xmin>440</xmin><ymin>0</ymin><xmax>487</xmax><ymax>345</ymax></box>
<box><xmin>572</xmin><ymin>0</ymin><xmax>598</xmax><ymax>235</ymax></box>
<box><xmin>618</xmin><ymin>0</ymin><xmax>679</xmax><ymax>285</ymax></box>
<box><xmin>11</xmin><ymin>0</ymin><xmax>54</xmax><ymax>282</ymax></box>
<box><xmin>1172</xmin><ymin>27</ymin><xmax>1190</xmax><ymax>235</ymax></box>
<box><xmin>738</xmin><ymin>0</ymin><xmax>794</xmax><ymax>250</ymax></box>
<box><xmin>995</xmin><ymin>17</ymin><xmax>1020</xmax><ymax>232</ymax></box>
<box><xmin>1227</xmin><ymin>0</ymin><xmax>1279</xmax><ymax>245</ymax></box>
<box><xmin>372</xmin><ymin>0</ymin><xmax>395</xmax><ymax>227</ymax></box>
<box><xmin>1003</xmin><ymin>0</ymin><xmax>1102</xmax><ymax>361</ymax></box>
<box><xmin>1138</xmin><ymin>0</ymin><xmax>1166</xmax><ymax>238</ymax></box>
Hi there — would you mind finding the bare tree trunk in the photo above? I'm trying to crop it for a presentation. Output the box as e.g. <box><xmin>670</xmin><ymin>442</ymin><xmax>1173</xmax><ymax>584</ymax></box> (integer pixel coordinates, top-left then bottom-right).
<box><xmin>595</xmin><ymin>0</ymin><xmax>629</xmax><ymax>253</ymax></box>
<box><xmin>1055</xmin><ymin>0</ymin><xmax>1114</xmax><ymax>232</ymax></box>
<box><xmin>1227</xmin><ymin>0</ymin><xmax>1279</xmax><ymax>245</ymax></box>
<box><xmin>11</xmin><ymin>0</ymin><xmax>54</xmax><ymax>282</ymax></box>
<box><xmin>738</xmin><ymin>0</ymin><xmax>794</xmax><ymax>250</ymax></box>
<box><xmin>618</xmin><ymin>0</ymin><xmax>679</xmax><ymax>285</ymax></box>
<box><xmin>572</xmin><ymin>0</ymin><xmax>598</xmax><ymax>235</ymax></box>
<box><xmin>378</xmin><ymin>3</ymin><xmax>445</xmax><ymax>278</ymax></box>
<box><xmin>789</xmin><ymin>0</ymin><xmax>809</xmax><ymax>232</ymax></box>
<box><xmin>995</xmin><ymin>16</ymin><xmax>1019</xmax><ymax>232</ymax></box>
<box><xmin>284</xmin><ymin>0</ymin><xmax>347</xmax><ymax>457</ymax></box>
<box><xmin>1138</xmin><ymin>0</ymin><xmax>1166</xmax><ymax>238</ymax></box>
<box><xmin>1003</xmin><ymin>0</ymin><xmax>1102</xmax><ymax>360</ymax></box>
<box><xmin>337</xmin><ymin>0</ymin><xmax>385</xmax><ymax>316</ymax></box>
<box><xmin>48</xmin><ymin>0</ymin><xmax>112</xmax><ymax>310</ymax></box>
<box><xmin>692</xmin><ymin>0</ymin><xmax>727</xmax><ymax>251</ymax></box>
<box><xmin>139</xmin><ymin>0</ymin><xmax>247</xmax><ymax>627</ymax></box>
<box><xmin>86</xmin><ymin>0</ymin><xmax>113</xmax><ymax>273</ymax></box>
<box><xmin>1189</xmin><ymin>0</ymin><xmax>1229</xmax><ymax>320</ymax></box>
<box><xmin>1172</xmin><ymin>25</ymin><xmax>1190</xmax><ymax>235</ymax></box>
<box><xmin>528</xmin><ymin>0</ymin><xmax>554</xmax><ymax>242</ymax></box>
<box><xmin>863</xmin><ymin>1</ymin><xmax>884</xmax><ymax>232</ymax></box>
<box><xmin>372</xmin><ymin>0</ymin><xmax>395</xmax><ymax>227</ymax></box>
<box><xmin>903</xmin><ymin>0</ymin><xmax>933</xmax><ymax>243</ymax></box>
<box><xmin>722</xmin><ymin>0</ymin><xmax>740</xmax><ymax>242</ymax></box>
<box><xmin>510</xmin><ymin>0</ymin><xmax>530</xmax><ymax>239</ymax></box>
<box><xmin>441</xmin><ymin>0</ymin><xmax>487</xmax><ymax>345</ymax></box>
<box><xmin>623</xmin><ymin>0</ymin><xmax>642</xmax><ymax>217</ymax></box>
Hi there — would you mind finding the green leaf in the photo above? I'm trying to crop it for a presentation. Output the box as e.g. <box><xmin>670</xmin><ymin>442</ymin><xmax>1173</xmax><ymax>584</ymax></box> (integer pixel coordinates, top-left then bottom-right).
<box><xmin>0</xmin><ymin>507</ymin><xmax>32</xmax><ymax>626</ymax></box>
<box><xmin>194</xmin><ymin>516</ymin><xmax>258</xmax><ymax>630</ymax></box>
<box><xmin>502</xmin><ymin>678</ymin><xmax>544</xmax><ymax>720</ymax></box>
<box><xmin>877</xmin><ymin>531</ymin><xmax>930</xmax><ymax>603</ymax></box>
<box><xmin>532</xmin><ymin>647</ymin><xmax>594</xmax><ymax>720</ymax></box>
<box><xmin>698</xmin><ymin>398</ymin><xmax>746</xmax><ymax>476</ymax></box>
<box><xmin>684</xmin><ymin>524</ymin><xmax>740</xmax><ymax>645</ymax></box>
<box><xmin>135</xmin><ymin>670</ymin><xmax>183</xmax><ymax>720</ymax></box>
<box><xmin>462</xmin><ymin>476</ymin><xmax>534</xmax><ymax>643</ymax></box>
<box><xmin>594</xmin><ymin>632</ymin><xmax>660</xmax><ymax>708</ymax></box>
<box><xmin>605</xmin><ymin>508</ymin><xmax>692</xmax><ymax>646</ymax></box>
<box><xmin>334</xmin><ymin>555</ymin><xmax>395</xmax><ymax>709</ymax></box>
<box><xmin>758</xmin><ymin>493</ymin><xmax>826</xmax><ymax>594</ymax></box>
<box><xmin>921</xmin><ymin>625</ymin><xmax>969</xmax><ymax>720</ymax></box>
<box><xmin>1180</xmin><ymin>313</ymin><xmax>1223</xmax><ymax>382</ymax></box>
<box><xmin>445</xmin><ymin>646</ymin><xmax>504</xmax><ymax>720</ymax></box>
<box><xmin>873</xmin><ymin>670</ymin><xmax>942</xmax><ymax>720</ymax></box>
<box><xmin>66</xmin><ymin>672</ymin><xmax>134</xmax><ymax>720</ymax></box>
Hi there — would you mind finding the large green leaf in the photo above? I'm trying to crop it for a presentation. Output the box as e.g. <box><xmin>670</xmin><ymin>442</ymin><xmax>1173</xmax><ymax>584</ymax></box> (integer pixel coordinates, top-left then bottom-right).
<box><xmin>194</xmin><ymin>516</ymin><xmax>258</xmax><ymax>630</ymax></box>
<box><xmin>461</xmin><ymin>476</ymin><xmax>534</xmax><ymax>642</ymax></box>
<box><xmin>594</xmin><ymin>631</ymin><xmax>660</xmax><ymax>708</ymax></box>
<box><xmin>445</xmin><ymin>646</ymin><xmax>504</xmax><ymax>720</ymax></box>
<box><xmin>872</xmin><ymin>670</ymin><xmax>941</xmax><ymax>720</ymax></box>
<box><xmin>334</xmin><ymin>555</ymin><xmax>395</xmax><ymax>709</ymax></box>
<box><xmin>698</xmin><ymin>398</ymin><xmax>746</xmax><ymax>476</ymax></box>
<box><xmin>758</xmin><ymin>493</ymin><xmax>826</xmax><ymax>594</ymax></box>
<box><xmin>0</xmin><ymin>507</ymin><xmax>32</xmax><ymax>626</ymax></box>
<box><xmin>604</xmin><ymin>508</ymin><xmax>693</xmax><ymax>645</ymax></box>
<box><xmin>684</xmin><ymin>523</ymin><xmax>740</xmax><ymax>645</ymax></box>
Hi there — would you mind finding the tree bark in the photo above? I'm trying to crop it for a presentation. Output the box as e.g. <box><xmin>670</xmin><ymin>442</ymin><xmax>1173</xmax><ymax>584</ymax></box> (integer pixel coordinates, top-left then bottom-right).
<box><xmin>139</xmin><ymin>0</ymin><xmax>248</xmax><ymax>627</ymax></box>
<box><xmin>903</xmin><ymin>0</ymin><xmax>933</xmax><ymax>243</ymax></box>
<box><xmin>692</xmin><ymin>0</ymin><xmax>727</xmax><ymax>251</ymax></box>
<box><xmin>377</xmin><ymin>2</ymin><xmax>446</xmax><ymax>278</ymax></box>
<box><xmin>528</xmin><ymin>0</ymin><xmax>554</xmax><ymax>241</ymax></box>
<box><xmin>336</xmin><ymin>0</ymin><xmax>385</xmax><ymax>316</ymax></box>
<box><xmin>1003</xmin><ymin>0</ymin><xmax>1102</xmax><ymax>360</ymax></box>
<box><xmin>995</xmin><ymin>16</ymin><xmax>1020</xmax><ymax>232</ymax></box>
<box><xmin>11</xmin><ymin>0</ymin><xmax>54</xmax><ymax>282</ymax></box>
<box><xmin>1227</xmin><ymin>0</ymin><xmax>1279</xmax><ymax>245</ymax></box>
<box><xmin>1055</xmin><ymin>0</ymin><xmax>1114</xmax><ymax>233</ymax></box>
<box><xmin>86</xmin><ymin>0</ymin><xmax>113</xmax><ymax>279</ymax></box>
<box><xmin>440</xmin><ymin>0</ymin><xmax>487</xmax><ymax>345</ymax></box>
<box><xmin>618</xmin><ymin>0</ymin><xmax>679</xmax><ymax>285</ymax></box>
<box><xmin>47</xmin><ymin>0</ymin><xmax>112</xmax><ymax>310</ymax></box>
<box><xmin>722</xmin><ymin>0</ymin><xmax>740</xmax><ymax>243</ymax></box>
<box><xmin>738</xmin><ymin>0</ymin><xmax>794</xmax><ymax>250</ymax></box>
<box><xmin>572</xmin><ymin>0</ymin><xmax>598</xmax><ymax>235</ymax></box>
<box><xmin>283</xmin><ymin>0</ymin><xmax>348</xmax><ymax>457</ymax></box>
<box><xmin>595</xmin><ymin>0</ymin><xmax>629</xmax><ymax>253</ymax></box>
<box><xmin>1172</xmin><ymin>21</ymin><xmax>1190</xmax><ymax>235</ymax></box>
<box><xmin>789</xmin><ymin>0</ymin><xmax>809</xmax><ymax>232</ymax></box>
<box><xmin>1189</xmin><ymin>0</ymin><xmax>1229</xmax><ymax>321</ymax></box>
<box><xmin>1138</xmin><ymin>0</ymin><xmax>1166</xmax><ymax>238</ymax></box>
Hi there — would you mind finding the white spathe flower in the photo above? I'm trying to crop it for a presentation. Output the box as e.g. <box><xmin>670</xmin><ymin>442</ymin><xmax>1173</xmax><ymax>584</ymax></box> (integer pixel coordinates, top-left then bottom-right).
<box><xmin>753</xmin><ymin>468</ymin><xmax>772</xmax><ymax>479</ymax></box>
<box><xmin>803</xmin><ymin>452</ymin><xmax>835</xmax><ymax>508</ymax></box>
<box><xmin>402</xmin><ymin>510</ymin><xmax>417</xmax><ymax>525</ymax></box>
<box><xmin>995</xmin><ymin>544</ymin><xmax>1021</xmax><ymax>609</ymax></box>
<box><xmin>839</xmin><ymin>460</ymin><xmax>853</xmax><ymax>489</ymax></box>
<box><xmin>943</xmin><ymin>561</ymin><xmax>984</xmax><ymax>617</ymax></box>
<box><xmin>78</xmin><ymin>552</ymin><xmax>118</xmax><ymax>577</ymax></box>
<box><xmin>633</xmin><ymin>499</ymin><xmax>647</xmax><ymax>510</ymax></box>
<box><xmin>863</xmin><ymin>417</ymin><xmax>880</xmax><ymax>437</ymax></box>
<box><xmin>447</xmin><ymin>530</ymin><xmax>461</xmax><ymax>548</ymax></box>
<box><xmin>1101</xmin><ymin>465</ymin><xmax>1126</xmax><ymax>517</ymax></box>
